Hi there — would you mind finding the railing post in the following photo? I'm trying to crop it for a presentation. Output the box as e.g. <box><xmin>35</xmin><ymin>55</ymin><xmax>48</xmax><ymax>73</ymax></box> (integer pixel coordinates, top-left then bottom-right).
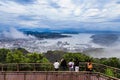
<box><xmin>17</xmin><ymin>63</ymin><xmax>19</xmax><ymax>71</ymax></box>
<box><xmin>114</xmin><ymin>69</ymin><xmax>117</xmax><ymax>78</ymax></box>
<box><xmin>34</xmin><ymin>63</ymin><xmax>36</xmax><ymax>71</ymax></box>
<box><xmin>85</xmin><ymin>72</ymin><xmax>91</xmax><ymax>80</ymax></box>
<box><xmin>97</xmin><ymin>73</ymin><xmax>100</xmax><ymax>80</ymax></box>
<box><xmin>70</xmin><ymin>72</ymin><xmax>73</xmax><ymax>80</ymax></box>
<box><xmin>2</xmin><ymin>64</ymin><xmax>4</xmax><ymax>72</ymax></box>
<box><xmin>46</xmin><ymin>71</ymin><xmax>48</xmax><ymax>80</ymax></box>
<box><xmin>24</xmin><ymin>72</ymin><xmax>26</xmax><ymax>80</ymax></box>
<box><xmin>4</xmin><ymin>72</ymin><xmax>6</xmax><ymax>80</ymax></box>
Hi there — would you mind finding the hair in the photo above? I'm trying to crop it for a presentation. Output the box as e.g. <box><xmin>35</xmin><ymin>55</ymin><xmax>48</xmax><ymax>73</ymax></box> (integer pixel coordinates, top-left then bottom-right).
<box><xmin>70</xmin><ymin>59</ymin><xmax>73</xmax><ymax>61</ymax></box>
<box><xmin>75</xmin><ymin>58</ymin><xmax>78</xmax><ymax>61</ymax></box>
<box><xmin>88</xmin><ymin>60</ymin><xmax>91</xmax><ymax>62</ymax></box>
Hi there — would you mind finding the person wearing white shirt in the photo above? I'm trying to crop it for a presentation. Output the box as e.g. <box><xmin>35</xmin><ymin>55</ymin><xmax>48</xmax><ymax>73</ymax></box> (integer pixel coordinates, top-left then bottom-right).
<box><xmin>53</xmin><ymin>60</ymin><xmax>60</xmax><ymax>71</ymax></box>
<box><xmin>68</xmin><ymin>59</ymin><xmax>74</xmax><ymax>71</ymax></box>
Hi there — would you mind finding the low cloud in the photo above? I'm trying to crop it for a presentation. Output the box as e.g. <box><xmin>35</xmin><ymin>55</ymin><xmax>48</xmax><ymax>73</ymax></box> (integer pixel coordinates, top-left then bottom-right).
<box><xmin>85</xmin><ymin>34</ymin><xmax>120</xmax><ymax>58</ymax></box>
<box><xmin>2</xmin><ymin>28</ymin><xmax>35</xmax><ymax>39</ymax></box>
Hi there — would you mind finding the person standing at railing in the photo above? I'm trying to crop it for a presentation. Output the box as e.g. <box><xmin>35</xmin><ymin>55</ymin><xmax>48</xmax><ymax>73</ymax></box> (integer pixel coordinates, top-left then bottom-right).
<box><xmin>53</xmin><ymin>60</ymin><xmax>60</xmax><ymax>71</ymax></box>
<box><xmin>87</xmin><ymin>60</ymin><xmax>93</xmax><ymax>72</ymax></box>
<box><xmin>60</xmin><ymin>58</ymin><xmax>67</xmax><ymax>71</ymax></box>
<box><xmin>74</xmin><ymin>58</ymin><xmax>79</xmax><ymax>72</ymax></box>
<box><xmin>68</xmin><ymin>59</ymin><xmax>74</xmax><ymax>71</ymax></box>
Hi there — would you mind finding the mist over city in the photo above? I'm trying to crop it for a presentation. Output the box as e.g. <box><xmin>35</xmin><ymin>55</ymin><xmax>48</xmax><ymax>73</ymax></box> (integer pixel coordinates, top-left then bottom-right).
<box><xmin>0</xmin><ymin>27</ymin><xmax>120</xmax><ymax>58</ymax></box>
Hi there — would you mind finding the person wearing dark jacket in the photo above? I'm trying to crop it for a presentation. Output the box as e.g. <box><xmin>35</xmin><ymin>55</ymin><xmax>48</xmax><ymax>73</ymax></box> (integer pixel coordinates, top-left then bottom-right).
<box><xmin>60</xmin><ymin>59</ymin><xmax>67</xmax><ymax>71</ymax></box>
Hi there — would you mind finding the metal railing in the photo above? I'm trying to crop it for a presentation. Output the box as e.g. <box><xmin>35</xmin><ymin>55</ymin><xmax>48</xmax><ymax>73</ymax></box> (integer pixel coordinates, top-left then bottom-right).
<box><xmin>0</xmin><ymin>71</ymin><xmax>119</xmax><ymax>80</ymax></box>
<box><xmin>79</xmin><ymin>62</ymin><xmax>120</xmax><ymax>79</ymax></box>
<box><xmin>0</xmin><ymin>63</ymin><xmax>54</xmax><ymax>71</ymax></box>
<box><xmin>0</xmin><ymin>63</ymin><xmax>120</xmax><ymax>79</ymax></box>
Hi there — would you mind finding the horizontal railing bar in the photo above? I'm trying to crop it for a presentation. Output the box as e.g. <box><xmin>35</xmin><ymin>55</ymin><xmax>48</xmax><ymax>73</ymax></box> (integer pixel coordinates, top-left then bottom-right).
<box><xmin>0</xmin><ymin>62</ymin><xmax>120</xmax><ymax>79</ymax></box>
<box><xmin>0</xmin><ymin>71</ymin><xmax>119</xmax><ymax>80</ymax></box>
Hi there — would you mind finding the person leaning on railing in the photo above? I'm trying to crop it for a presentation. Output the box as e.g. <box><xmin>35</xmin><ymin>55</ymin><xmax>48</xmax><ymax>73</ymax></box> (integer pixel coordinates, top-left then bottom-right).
<box><xmin>87</xmin><ymin>60</ymin><xmax>93</xmax><ymax>72</ymax></box>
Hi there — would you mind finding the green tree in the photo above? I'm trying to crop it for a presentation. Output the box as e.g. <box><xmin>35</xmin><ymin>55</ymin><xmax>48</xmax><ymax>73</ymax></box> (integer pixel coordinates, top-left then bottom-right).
<box><xmin>63</xmin><ymin>53</ymin><xmax>91</xmax><ymax>62</ymax></box>
<box><xmin>25</xmin><ymin>53</ymin><xmax>50</xmax><ymax>71</ymax></box>
<box><xmin>0</xmin><ymin>48</ymin><xmax>10</xmax><ymax>63</ymax></box>
<box><xmin>26</xmin><ymin>53</ymin><xmax>49</xmax><ymax>63</ymax></box>
<box><xmin>108</xmin><ymin>57</ymin><xmax>120</xmax><ymax>68</ymax></box>
<box><xmin>44</xmin><ymin>50</ymin><xmax>66</xmax><ymax>62</ymax></box>
<box><xmin>6</xmin><ymin>50</ymin><xmax>26</xmax><ymax>63</ymax></box>
<box><xmin>100</xmin><ymin>57</ymin><xmax>120</xmax><ymax>68</ymax></box>
<box><xmin>105</xmin><ymin>68</ymin><xmax>114</xmax><ymax>77</ymax></box>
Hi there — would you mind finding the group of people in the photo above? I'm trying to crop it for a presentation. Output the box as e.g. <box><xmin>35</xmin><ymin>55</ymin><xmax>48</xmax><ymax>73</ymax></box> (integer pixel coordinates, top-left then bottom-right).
<box><xmin>53</xmin><ymin>59</ymin><xmax>67</xmax><ymax>71</ymax></box>
<box><xmin>53</xmin><ymin>58</ymin><xmax>93</xmax><ymax>72</ymax></box>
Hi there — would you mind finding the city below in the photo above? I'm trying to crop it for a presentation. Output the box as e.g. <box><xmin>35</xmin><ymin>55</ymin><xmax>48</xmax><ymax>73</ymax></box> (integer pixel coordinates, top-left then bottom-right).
<box><xmin>0</xmin><ymin>38</ymin><xmax>96</xmax><ymax>53</ymax></box>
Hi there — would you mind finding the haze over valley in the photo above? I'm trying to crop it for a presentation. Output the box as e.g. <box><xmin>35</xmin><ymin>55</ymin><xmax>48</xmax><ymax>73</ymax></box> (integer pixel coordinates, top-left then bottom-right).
<box><xmin>0</xmin><ymin>28</ymin><xmax>120</xmax><ymax>58</ymax></box>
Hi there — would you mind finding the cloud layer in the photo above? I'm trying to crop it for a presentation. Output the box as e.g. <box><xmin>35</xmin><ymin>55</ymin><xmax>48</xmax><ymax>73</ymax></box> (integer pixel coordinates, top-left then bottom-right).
<box><xmin>1</xmin><ymin>28</ymin><xmax>35</xmax><ymax>39</ymax></box>
<box><xmin>0</xmin><ymin>0</ymin><xmax>120</xmax><ymax>30</ymax></box>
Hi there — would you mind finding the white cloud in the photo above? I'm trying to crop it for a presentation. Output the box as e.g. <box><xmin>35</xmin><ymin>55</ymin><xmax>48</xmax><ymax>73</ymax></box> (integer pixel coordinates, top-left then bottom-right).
<box><xmin>19</xmin><ymin>20</ymin><xmax>39</xmax><ymax>27</ymax></box>
<box><xmin>74</xmin><ymin>7</ymin><xmax>82</xmax><ymax>16</ymax></box>
<box><xmin>0</xmin><ymin>1</ymin><xmax>27</xmax><ymax>14</ymax></box>
<box><xmin>83</xmin><ymin>9</ymin><xmax>100</xmax><ymax>17</ymax></box>
<box><xmin>0</xmin><ymin>0</ymin><xmax>120</xmax><ymax>30</ymax></box>
<box><xmin>2</xmin><ymin>28</ymin><xmax>35</xmax><ymax>39</ymax></box>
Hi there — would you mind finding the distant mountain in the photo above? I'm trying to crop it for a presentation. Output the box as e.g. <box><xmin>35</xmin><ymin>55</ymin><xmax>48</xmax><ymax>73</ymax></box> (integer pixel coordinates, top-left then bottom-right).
<box><xmin>18</xmin><ymin>27</ymin><xmax>120</xmax><ymax>34</ymax></box>
<box><xmin>78</xmin><ymin>30</ymin><xmax>120</xmax><ymax>34</ymax></box>
<box><xmin>18</xmin><ymin>28</ymin><xmax>79</xmax><ymax>34</ymax></box>
<box><xmin>23</xmin><ymin>31</ymin><xmax>71</xmax><ymax>39</ymax></box>
<box><xmin>91</xmin><ymin>34</ymin><xmax>119</xmax><ymax>46</ymax></box>
<box><xmin>18</xmin><ymin>28</ymin><xmax>51</xmax><ymax>32</ymax></box>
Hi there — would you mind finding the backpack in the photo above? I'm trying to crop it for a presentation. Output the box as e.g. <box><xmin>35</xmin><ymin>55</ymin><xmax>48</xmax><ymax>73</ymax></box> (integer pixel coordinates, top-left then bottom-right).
<box><xmin>69</xmin><ymin>64</ymin><xmax>72</xmax><ymax>67</ymax></box>
<box><xmin>69</xmin><ymin>62</ymin><xmax>73</xmax><ymax>67</ymax></box>
<box><xmin>88</xmin><ymin>63</ymin><xmax>93</xmax><ymax>70</ymax></box>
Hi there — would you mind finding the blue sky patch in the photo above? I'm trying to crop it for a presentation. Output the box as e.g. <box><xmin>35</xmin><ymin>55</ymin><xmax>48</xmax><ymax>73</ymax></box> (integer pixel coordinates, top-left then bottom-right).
<box><xmin>12</xmin><ymin>0</ymin><xmax>35</xmax><ymax>4</ymax></box>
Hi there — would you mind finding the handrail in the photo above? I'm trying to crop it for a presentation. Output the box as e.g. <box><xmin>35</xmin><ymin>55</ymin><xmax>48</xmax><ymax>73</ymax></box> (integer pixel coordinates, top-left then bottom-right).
<box><xmin>79</xmin><ymin>62</ymin><xmax>120</xmax><ymax>71</ymax></box>
<box><xmin>0</xmin><ymin>62</ymin><xmax>120</xmax><ymax>70</ymax></box>
<box><xmin>93</xmin><ymin>63</ymin><xmax>120</xmax><ymax>71</ymax></box>
<box><xmin>99</xmin><ymin>72</ymin><xmax>120</xmax><ymax>80</ymax></box>
<box><xmin>0</xmin><ymin>71</ymin><xmax>119</xmax><ymax>80</ymax></box>
<box><xmin>79</xmin><ymin>62</ymin><xmax>120</xmax><ymax>78</ymax></box>
<box><xmin>0</xmin><ymin>63</ymin><xmax>120</xmax><ymax>79</ymax></box>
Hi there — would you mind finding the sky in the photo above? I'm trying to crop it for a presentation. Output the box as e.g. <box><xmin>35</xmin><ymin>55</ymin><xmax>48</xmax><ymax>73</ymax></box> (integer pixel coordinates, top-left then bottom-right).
<box><xmin>0</xmin><ymin>0</ymin><xmax>120</xmax><ymax>31</ymax></box>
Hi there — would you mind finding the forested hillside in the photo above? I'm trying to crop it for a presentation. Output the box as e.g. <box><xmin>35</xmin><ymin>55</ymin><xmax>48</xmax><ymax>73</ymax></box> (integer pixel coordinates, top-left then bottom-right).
<box><xmin>0</xmin><ymin>48</ymin><xmax>120</xmax><ymax>68</ymax></box>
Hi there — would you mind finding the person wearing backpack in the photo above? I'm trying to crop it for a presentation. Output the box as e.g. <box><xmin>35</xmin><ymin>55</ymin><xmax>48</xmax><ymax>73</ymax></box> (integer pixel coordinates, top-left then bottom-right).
<box><xmin>68</xmin><ymin>59</ymin><xmax>74</xmax><ymax>71</ymax></box>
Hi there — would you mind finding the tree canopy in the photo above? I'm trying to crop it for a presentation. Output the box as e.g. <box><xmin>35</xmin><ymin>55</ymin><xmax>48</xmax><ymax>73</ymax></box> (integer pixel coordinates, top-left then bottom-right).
<box><xmin>0</xmin><ymin>48</ymin><xmax>120</xmax><ymax>68</ymax></box>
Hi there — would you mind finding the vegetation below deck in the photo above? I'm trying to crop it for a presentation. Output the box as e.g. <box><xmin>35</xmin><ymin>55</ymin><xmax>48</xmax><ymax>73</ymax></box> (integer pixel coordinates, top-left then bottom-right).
<box><xmin>0</xmin><ymin>48</ymin><xmax>120</xmax><ymax>78</ymax></box>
